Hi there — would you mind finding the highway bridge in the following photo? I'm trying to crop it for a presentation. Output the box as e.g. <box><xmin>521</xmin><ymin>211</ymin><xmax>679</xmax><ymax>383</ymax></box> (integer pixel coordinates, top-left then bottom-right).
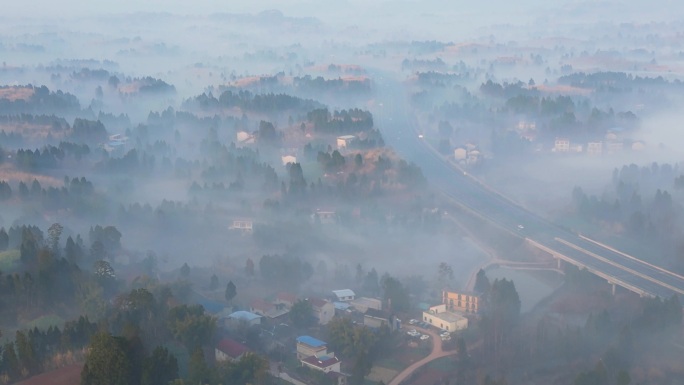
<box><xmin>373</xmin><ymin>75</ymin><xmax>684</xmax><ymax>299</ymax></box>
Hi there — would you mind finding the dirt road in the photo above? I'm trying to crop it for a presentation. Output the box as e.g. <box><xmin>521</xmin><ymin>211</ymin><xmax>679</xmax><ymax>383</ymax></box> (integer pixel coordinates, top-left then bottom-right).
<box><xmin>388</xmin><ymin>326</ymin><xmax>457</xmax><ymax>385</ymax></box>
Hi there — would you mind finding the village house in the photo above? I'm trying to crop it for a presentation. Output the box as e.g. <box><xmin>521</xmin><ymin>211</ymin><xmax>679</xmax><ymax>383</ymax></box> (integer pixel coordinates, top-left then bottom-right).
<box><xmin>336</xmin><ymin>135</ymin><xmax>355</xmax><ymax>149</ymax></box>
<box><xmin>301</xmin><ymin>354</ymin><xmax>341</xmax><ymax>374</ymax></box>
<box><xmin>215</xmin><ymin>339</ymin><xmax>249</xmax><ymax>363</ymax></box>
<box><xmin>422</xmin><ymin>304</ymin><xmax>468</xmax><ymax>332</ymax></box>
<box><xmin>226</xmin><ymin>310</ymin><xmax>262</xmax><ymax>327</ymax></box>
<box><xmin>332</xmin><ymin>289</ymin><xmax>355</xmax><ymax>302</ymax></box>
<box><xmin>249</xmin><ymin>299</ymin><xmax>289</xmax><ymax>319</ymax></box>
<box><xmin>349</xmin><ymin>297</ymin><xmax>382</xmax><ymax>313</ymax></box>
<box><xmin>296</xmin><ymin>335</ymin><xmax>329</xmax><ymax>360</ymax></box>
<box><xmin>363</xmin><ymin>308</ymin><xmax>397</xmax><ymax>330</ymax></box>
<box><xmin>309</xmin><ymin>297</ymin><xmax>336</xmax><ymax>325</ymax></box>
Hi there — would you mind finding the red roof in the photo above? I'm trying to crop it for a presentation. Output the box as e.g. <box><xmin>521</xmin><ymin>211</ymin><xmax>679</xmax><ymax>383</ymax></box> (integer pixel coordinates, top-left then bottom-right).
<box><xmin>302</xmin><ymin>354</ymin><xmax>340</xmax><ymax>368</ymax></box>
<box><xmin>277</xmin><ymin>292</ymin><xmax>298</xmax><ymax>304</ymax></box>
<box><xmin>216</xmin><ymin>339</ymin><xmax>249</xmax><ymax>358</ymax></box>
<box><xmin>308</xmin><ymin>297</ymin><xmax>329</xmax><ymax>309</ymax></box>
<box><xmin>250</xmin><ymin>299</ymin><xmax>275</xmax><ymax>313</ymax></box>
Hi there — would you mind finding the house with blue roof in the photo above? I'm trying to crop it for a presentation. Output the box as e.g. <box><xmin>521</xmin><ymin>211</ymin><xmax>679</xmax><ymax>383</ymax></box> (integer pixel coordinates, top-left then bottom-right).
<box><xmin>226</xmin><ymin>310</ymin><xmax>262</xmax><ymax>327</ymax></box>
<box><xmin>296</xmin><ymin>335</ymin><xmax>329</xmax><ymax>360</ymax></box>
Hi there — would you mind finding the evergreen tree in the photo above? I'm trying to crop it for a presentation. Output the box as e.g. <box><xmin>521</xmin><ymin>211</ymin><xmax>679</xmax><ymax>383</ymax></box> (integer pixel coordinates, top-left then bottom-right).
<box><xmin>0</xmin><ymin>227</ymin><xmax>8</xmax><ymax>251</ymax></box>
<box><xmin>225</xmin><ymin>281</ymin><xmax>237</xmax><ymax>303</ymax></box>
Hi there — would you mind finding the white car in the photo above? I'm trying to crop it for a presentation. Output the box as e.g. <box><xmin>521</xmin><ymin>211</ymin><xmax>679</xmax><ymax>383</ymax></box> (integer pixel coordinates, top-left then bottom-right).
<box><xmin>407</xmin><ymin>329</ymin><xmax>419</xmax><ymax>337</ymax></box>
<box><xmin>517</xmin><ymin>224</ymin><xmax>525</xmax><ymax>230</ymax></box>
<box><xmin>418</xmin><ymin>134</ymin><xmax>424</xmax><ymax>139</ymax></box>
<box><xmin>440</xmin><ymin>331</ymin><xmax>450</xmax><ymax>338</ymax></box>
<box><xmin>420</xmin><ymin>334</ymin><xmax>430</xmax><ymax>340</ymax></box>
<box><xmin>409</xmin><ymin>319</ymin><xmax>418</xmax><ymax>325</ymax></box>
<box><xmin>441</xmin><ymin>335</ymin><xmax>451</xmax><ymax>341</ymax></box>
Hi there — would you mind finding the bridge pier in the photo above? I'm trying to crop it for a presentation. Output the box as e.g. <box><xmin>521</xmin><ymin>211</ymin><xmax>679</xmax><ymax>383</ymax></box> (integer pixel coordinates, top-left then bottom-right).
<box><xmin>556</xmin><ymin>258</ymin><xmax>562</xmax><ymax>270</ymax></box>
<box><xmin>610</xmin><ymin>282</ymin><xmax>616</xmax><ymax>296</ymax></box>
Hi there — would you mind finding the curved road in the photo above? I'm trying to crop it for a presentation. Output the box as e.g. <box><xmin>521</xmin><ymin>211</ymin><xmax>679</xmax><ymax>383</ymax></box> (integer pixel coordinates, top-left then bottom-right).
<box><xmin>389</xmin><ymin>327</ymin><xmax>457</xmax><ymax>385</ymax></box>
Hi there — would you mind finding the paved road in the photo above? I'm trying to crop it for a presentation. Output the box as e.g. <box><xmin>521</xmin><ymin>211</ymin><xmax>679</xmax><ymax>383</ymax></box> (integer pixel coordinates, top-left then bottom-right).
<box><xmin>388</xmin><ymin>327</ymin><xmax>457</xmax><ymax>385</ymax></box>
<box><xmin>370</xmin><ymin>73</ymin><xmax>684</xmax><ymax>299</ymax></box>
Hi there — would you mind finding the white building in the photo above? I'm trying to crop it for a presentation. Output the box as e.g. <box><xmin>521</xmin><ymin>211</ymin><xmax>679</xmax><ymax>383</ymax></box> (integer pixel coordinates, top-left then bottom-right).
<box><xmin>336</xmin><ymin>135</ymin><xmax>356</xmax><ymax>149</ymax></box>
<box><xmin>553</xmin><ymin>138</ymin><xmax>570</xmax><ymax>152</ymax></box>
<box><xmin>422</xmin><ymin>304</ymin><xmax>468</xmax><ymax>332</ymax></box>
<box><xmin>332</xmin><ymin>289</ymin><xmax>355</xmax><ymax>302</ymax></box>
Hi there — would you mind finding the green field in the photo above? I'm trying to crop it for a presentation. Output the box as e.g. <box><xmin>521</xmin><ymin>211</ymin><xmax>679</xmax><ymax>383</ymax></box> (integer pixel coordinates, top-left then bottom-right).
<box><xmin>0</xmin><ymin>249</ymin><xmax>20</xmax><ymax>272</ymax></box>
<box><xmin>26</xmin><ymin>314</ymin><xmax>65</xmax><ymax>331</ymax></box>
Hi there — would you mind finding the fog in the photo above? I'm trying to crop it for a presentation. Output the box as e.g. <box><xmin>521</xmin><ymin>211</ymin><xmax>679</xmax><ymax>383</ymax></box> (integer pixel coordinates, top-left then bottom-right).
<box><xmin>1</xmin><ymin>1</ymin><xmax>684</xmax><ymax>385</ymax></box>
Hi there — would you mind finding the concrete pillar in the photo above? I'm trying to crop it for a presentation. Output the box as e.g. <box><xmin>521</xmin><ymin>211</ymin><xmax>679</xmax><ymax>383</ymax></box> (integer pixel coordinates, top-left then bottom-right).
<box><xmin>611</xmin><ymin>283</ymin><xmax>616</xmax><ymax>296</ymax></box>
<box><xmin>556</xmin><ymin>258</ymin><xmax>562</xmax><ymax>270</ymax></box>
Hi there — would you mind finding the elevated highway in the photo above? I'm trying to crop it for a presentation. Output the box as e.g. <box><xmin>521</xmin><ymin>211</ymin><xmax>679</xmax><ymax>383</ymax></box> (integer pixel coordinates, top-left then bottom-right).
<box><xmin>372</xmin><ymin>75</ymin><xmax>684</xmax><ymax>299</ymax></box>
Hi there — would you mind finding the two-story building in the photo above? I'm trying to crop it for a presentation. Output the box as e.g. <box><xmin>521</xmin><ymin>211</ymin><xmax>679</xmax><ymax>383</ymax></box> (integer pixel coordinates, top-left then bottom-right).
<box><xmin>309</xmin><ymin>297</ymin><xmax>335</xmax><ymax>325</ymax></box>
<box><xmin>443</xmin><ymin>290</ymin><xmax>480</xmax><ymax>313</ymax></box>
<box><xmin>296</xmin><ymin>335</ymin><xmax>329</xmax><ymax>360</ymax></box>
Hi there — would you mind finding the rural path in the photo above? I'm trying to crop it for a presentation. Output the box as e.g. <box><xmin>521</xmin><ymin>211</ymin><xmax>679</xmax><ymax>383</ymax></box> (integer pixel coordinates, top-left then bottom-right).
<box><xmin>388</xmin><ymin>326</ymin><xmax>457</xmax><ymax>385</ymax></box>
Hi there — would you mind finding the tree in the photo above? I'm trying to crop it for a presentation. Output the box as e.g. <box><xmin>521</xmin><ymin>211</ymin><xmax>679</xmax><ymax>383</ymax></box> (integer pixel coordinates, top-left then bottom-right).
<box><xmin>0</xmin><ymin>227</ymin><xmax>8</xmax><ymax>251</ymax></box>
<box><xmin>15</xmin><ymin>331</ymin><xmax>36</xmax><ymax>375</ymax></box>
<box><xmin>437</xmin><ymin>262</ymin><xmax>454</xmax><ymax>285</ymax></box>
<box><xmin>290</xmin><ymin>299</ymin><xmax>314</xmax><ymax>329</ymax></box>
<box><xmin>474</xmin><ymin>269</ymin><xmax>491</xmax><ymax>294</ymax></box>
<box><xmin>167</xmin><ymin>305</ymin><xmax>216</xmax><ymax>350</ymax></box>
<box><xmin>616</xmin><ymin>370</ymin><xmax>631</xmax><ymax>385</ymax></box>
<box><xmin>382</xmin><ymin>275</ymin><xmax>409</xmax><ymax>312</ymax></box>
<box><xmin>188</xmin><ymin>348</ymin><xmax>211</xmax><ymax>385</ymax></box>
<box><xmin>245</xmin><ymin>258</ymin><xmax>255</xmax><ymax>276</ymax></box>
<box><xmin>65</xmin><ymin>236</ymin><xmax>83</xmax><ymax>265</ymax></box>
<box><xmin>209</xmin><ymin>274</ymin><xmax>219</xmax><ymax>291</ymax></box>
<box><xmin>47</xmin><ymin>223</ymin><xmax>63</xmax><ymax>256</ymax></box>
<box><xmin>20</xmin><ymin>228</ymin><xmax>39</xmax><ymax>267</ymax></box>
<box><xmin>81</xmin><ymin>332</ymin><xmax>133</xmax><ymax>385</ymax></box>
<box><xmin>141</xmin><ymin>346</ymin><xmax>179</xmax><ymax>385</ymax></box>
<box><xmin>225</xmin><ymin>281</ymin><xmax>237</xmax><ymax>303</ymax></box>
<box><xmin>180</xmin><ymin>263</ymin><xmax>190</xmax><ymax>279</ymax></box>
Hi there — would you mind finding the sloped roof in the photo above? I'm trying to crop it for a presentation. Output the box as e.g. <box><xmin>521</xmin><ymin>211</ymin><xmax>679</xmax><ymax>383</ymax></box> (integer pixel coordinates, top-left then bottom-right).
<box><xmin>365</xmin><ymin>308</ymin><xmax>390</xmax><ymax>320</ymax></box>
<box><xmin>277</xmin><ymin>292</ymin><xmax>298</xmax><ymax>304</ymax></box>
<box><xmin>216</xmin><ymin>339</ymin><xmax>249</xmax><ymax>358</ymax></box>
<box><xmin>297</xmin><ymin>335</ymin><xmax>326</xmax><ymax>348</ymax></box>
<box><xmin>308</xmin><ymin>297</ymin><xmax>330</xmax><ymax>309</ymax></box>
<box><xmin>228</xmin><ymin>310</ymin><xmax>261</xmax><ymax>321</ymax></box>
<box><xmin>302</xmin><ymin>354</ymin><xmax>339</xmax><ymax>368</ymax></box>
<box><xmin>250</xmin><ymin>299</ymin><xmax>275</xmax><ymax>313</ymax></box>
<box><xmin>332</xmin><ymin>289</ymin><xmax>355</xmax><ymax>298</ymax></box>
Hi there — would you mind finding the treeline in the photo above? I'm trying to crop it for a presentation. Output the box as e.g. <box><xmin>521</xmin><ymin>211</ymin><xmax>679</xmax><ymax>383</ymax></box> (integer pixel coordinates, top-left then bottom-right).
<box><xmin>558</xmin><ymin>71</ymin><xmax>681</xmax><ymax>91</ymax></box>
<box><xmin>570</xmin><ymin>162</ymin><xmax>684</xmax><ymax>265</ymax></box>
<box><xmin>13</xmin><ymin>142</ymin><xmax>90</xmax><ymax>171</ymax></box>
<box><xmin>306</xmin><ymin>108</ymin><xmax>374</xmax><ymax>134</ymax></box>
<box><xmin>0</xmin><ymin>177</ymin><xmax>101</xmax><ymax>214</ymax></box>
<box><xmin>0</xmin><ymin>85</ymin><xmax>81</xmax><ymax>115</ymax></box>
<box><xmin>0</xmin><ymin>316</ymin><xmax>97</xmax><ymax>383</ymax></box>
<box><xmin>184</xmin><ymin>90</ymin><xmax>322</xmax><ymax>113</ymax></box>
<box><xmin>293</xmin><ymin>75</ymin><xmax>371</xmax><ymax>94</ymax></box>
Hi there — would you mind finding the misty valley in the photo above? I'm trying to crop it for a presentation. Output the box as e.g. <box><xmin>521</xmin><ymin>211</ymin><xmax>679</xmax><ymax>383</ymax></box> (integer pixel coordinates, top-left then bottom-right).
<box><xmin>1</xmin><ymin>3</ymin><xmax>684</xmax><ymax>385</ymax></box>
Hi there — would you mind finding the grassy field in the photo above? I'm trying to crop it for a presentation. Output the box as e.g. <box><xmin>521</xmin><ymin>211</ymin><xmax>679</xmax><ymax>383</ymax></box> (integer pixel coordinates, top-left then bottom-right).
<box><xmin>25</xmin><ymin>314</ymin><xmax>66</xmax><ymax>331</ymax></box>
<box><xmin>0</xmin><ymin>249</ymin><xmax>20</xmax><ymax>272</ymax></box>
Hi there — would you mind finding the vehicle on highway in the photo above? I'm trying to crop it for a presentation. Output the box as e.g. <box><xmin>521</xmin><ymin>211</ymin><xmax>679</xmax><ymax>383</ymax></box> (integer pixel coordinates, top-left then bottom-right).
<box><xmin>418</xmin><ymin>134</ymin><xmax>424</xmax><ymax>138</ymax></box>
<box><xmin>420</xmin><ymin>334</ymin><xmax>430</xmax><ymax>340</ymax></box>
<box><xmin>517</xmin><ymin>224</ymin><xmax>525</xmax><ymax>230</ymax></box>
